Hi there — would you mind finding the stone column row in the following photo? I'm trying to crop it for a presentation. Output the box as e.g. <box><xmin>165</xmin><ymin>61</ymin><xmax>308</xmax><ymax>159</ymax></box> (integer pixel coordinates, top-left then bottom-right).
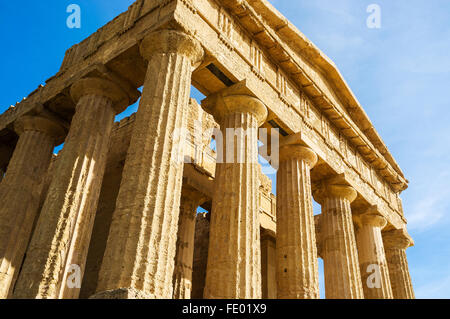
<box><xmin>0</xmin><ymin>26</ymin><xmax>415</xmax><ymax>301</ymax></box>
<box><xmin>0</xmin><ymin>29</ymin><xmax>204</xmax><ymax>300</ymax></box>
<box><xmin>0</xmin><ymin>28</ymin><xmax>205</xmax><ymax>300</ymax></box>
<box><xmin>312</xmin><ymin>176</ymin><xmax>414</xmax><ymax>299</ymax></box>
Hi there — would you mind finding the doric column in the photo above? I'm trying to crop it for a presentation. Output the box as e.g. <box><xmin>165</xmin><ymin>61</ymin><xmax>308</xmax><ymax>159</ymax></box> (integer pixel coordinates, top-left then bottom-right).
<box><xmin>314</xmin><ymin>214</ymin><xmax>323</xmax><ymax>259</ymax></box>
<box><xmin>313</xmin><ymin>176</ymin><xmax>364</xmax><ymax>299</ymax></box>
<box><xmin>382</xmin><ymin>229</ymin><xmax>415</xmax><ymax>299</ymax></box>
<box><xmin>13</xmin><ymin>77</ymin><xmax>134</xmax><ymax>299</ymax></box>
<box><xmin>173</xmin><ymin>189</ymin><xmax>206</xmax><ymax>299</ymax></box>
<box><xmin>276</xmin><ymin>143</ymin><xmax>319</xmax><ymax>299</ymax></box>
<box><xmin>202</xmin><ymin>81</ymin><xmax>267</xmax><ymax>299</ymax></box>
<box><xmin>191</xmin><ymin>213</ymin><xmax>210</xmax><ymax>299</ymax></box>
<box><xmin>260</xmin><ymin>229</ymin><xmax>276</xmax><ymax>299</ymax></box>
<box><xmin>354</xmin><ymin>206</ymin><xmax>393</xmax><ymax>299</ymax></box>
<box><xmin>93</xmin><ymin>30</ymin><xmax>204</xmax><ymax>299</ymax></box>
<box><xmin>0</xmin><ymin>115</ymin><xmax>65</xmax><ymax>298</ymax></box>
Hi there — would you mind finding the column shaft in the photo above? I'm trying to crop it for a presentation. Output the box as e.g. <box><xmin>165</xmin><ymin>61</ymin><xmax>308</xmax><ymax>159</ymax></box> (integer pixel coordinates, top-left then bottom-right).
<box><xmin>203</xmin><ymin>90</ymin><xmax>267</xmax><ymax>298</ymax></box>
<box><xmin>94</xmin><ymin>30</ymin><xmax>203</xmax><ymax>299</ymax></box>
<box><xmin>316</xmin><ymin>182</ymin><xmax>364</xmax><ymax>299</ymax></box>
<box><xmin>385</xmin><ymin>249</ymin><xmax>414</xmax><ymax>299</ymax></box>
<box><xmin>173</xmin><ymin>194</ymin><xmax>203</xmax><ymax>299</ymax></box>
<box><xmin>191</xmin><ymin>213</ymin><xmax>210</xmax><ymax>299</ymax></box>
<box><xmin>261</xmin><ymin>233</ymin><xmax>276</xmax><ymax>299</ymax></box>
<box><xmin>276</xmin><ymin>145</ymin><xmax>319</xmax><ymax>299</ymax></box>
<box><xmin>383</xmin><ymin>229</ymin><xmax>415</xmax><ymax>299</ymax></box>
<box><xmin>13</xmin><ymin>86</ymin><xmax>121</xmax><ymax>299</ymax></box>
<box><xmin>355</xmin><ymin>210</ymin><xmax>393</xmax><ymax>299</ymax></box>
<box><xmin>0</xmin><ymin>117</ymin><xmax>62</xmax><ymax>298</ymax></box>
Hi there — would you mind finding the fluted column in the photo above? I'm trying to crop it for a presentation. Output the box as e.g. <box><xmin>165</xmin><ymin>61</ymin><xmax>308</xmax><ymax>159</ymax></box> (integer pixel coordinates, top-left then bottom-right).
<box><xmin>191</xmin><ymin>213</ymin><xmax>210</xmax><ymax>299</ymax></box>
<box><xmin>0</xmin><ymin>116</ymin><xmax>65</xmax><ymax>298</ymax></box>
<box><xmin>260</xmin><ymin>230</ymin><xmax>276</xmax><ymax>299</ymax></box>
<box><xmin>202</xmin><ymin>81</ymin><xmax>268</xmax><ymax>299</ymax></box>
<box><xmin>314</xmin><ymin>177</ymin><xmax>364</xmax><ymax>299</ymax></box>
<box><xmin>383</xmin><ymin>229</ymin><xmax>415</xmax><ymax>299</ymax></box>
<box><xmin>354</xmin><ymin>207</ymin><xmax>393</xmax><ymax>299</ymax></box>
<box><xmin>276</xmin><ymin>143</ymin><xmax>319</xmax><ymax>299</ymax></box>
<box><xmin>314</xmin><ymin>214</ymin><xmax>322</xmax><ymax>259</ymax></box>
<box><xmin>93</xmin><ymin>30</ymin><xmax>204</xmax><ymax>299</ymax></box>
<box><xmin>13</xmin><ymin>77</ymin><xmax>133</xmax><ymax>299</ymax></box>
<box><xmin>173</xmin><ymin>190</ymin><xmax>205</xmax><ymax>299</ymax></box>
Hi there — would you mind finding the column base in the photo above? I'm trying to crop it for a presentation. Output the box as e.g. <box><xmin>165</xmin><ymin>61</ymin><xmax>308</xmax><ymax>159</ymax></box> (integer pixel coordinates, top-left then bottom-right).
<box><xmin>90</xmin><ymin>288</ymin><xmax>154</xmax><ymax>299</ymax></box>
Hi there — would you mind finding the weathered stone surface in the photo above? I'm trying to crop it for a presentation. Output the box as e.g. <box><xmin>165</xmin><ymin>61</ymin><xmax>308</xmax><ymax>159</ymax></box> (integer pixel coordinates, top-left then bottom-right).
<box><xmin>314</xmin><ymin>177</ymin><xmax>364</xmax><ymax>299</ymax></box>
<box><xmin>0</xmin><ymin>116</ymin><xmax>64</xmax><ymax>298</ymax></box>
<box><xmin>202</xmin><ymin>82</ymin><xmax>267</xmax><ymax>299</ymax></box>
<box><xmin>94</xmin><ymin>30</ymin><xmax>204</xmax><ymax>299</ymax></box>
<box><xmin>260</xmin><ymin>229</ymin><xmax>276</xmax><ymax>299</ymax></box>
<box><xmin>276</xmin><ymin>143</ymin><xmax>319</xmax><ymax>299</ymax></box>
<box><xmin>173</xmin><ymin>189</ymin><xmax>206</xmax><ymax>299</ymax></box>
<box><xmin>354</xmin><ymin>206</ymin><xmax>393</xmax><ymax>299</ymax></box>
<box><xmin>0</xmin><ymin>0</ymin><xmax>415</xmax><ymax>300</ymax></box>
<box><xmin>191</xmin><ymin>213</ymin><xmax>210</xmax><ymax>299</ymax></box>
<box><xmin>383</xmin><ymin>229</ymin><xmax>415</xmax><ymax>299</ymax></box>
<box><xmin>13</xmin><ymin>77</ymin><xmax>129</xmax><ymax>299</ymax></box>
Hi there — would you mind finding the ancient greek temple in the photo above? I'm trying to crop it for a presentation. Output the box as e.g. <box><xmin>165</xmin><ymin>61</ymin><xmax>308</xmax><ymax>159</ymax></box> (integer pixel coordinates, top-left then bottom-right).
<box><xmin>0</xmin><ymin>0</ymin><xmax>414</xmax><ymax>299</ymax></box>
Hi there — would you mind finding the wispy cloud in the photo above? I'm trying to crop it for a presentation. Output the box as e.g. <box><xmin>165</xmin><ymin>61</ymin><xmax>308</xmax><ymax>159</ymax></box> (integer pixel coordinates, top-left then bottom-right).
<box><xmin>415</xmin><ymin>275</ymin><xmax>450</xmax><ymax>299</ymax></box>
<box><xmin>407</xmin><ymin>194</ymin><xmax>447</xmax><ymax>232</ymax></box>
<box><xmin>404</xmin><ymin>167</ymin><xmax>450</xmax><ymax>232</ymax></box>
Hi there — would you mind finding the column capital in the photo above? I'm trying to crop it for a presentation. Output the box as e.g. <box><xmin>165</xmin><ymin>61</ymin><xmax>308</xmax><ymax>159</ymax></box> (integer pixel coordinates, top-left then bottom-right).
<box><xmin>354</xmin><ymin>206</ymin><xmax>387</xmax><ymax>228</ymax></box>
<box><xmin>202</xmin><ymin>80</ymin><xmax>268</xmax><ymax>126</ymax></box>
<box><xmin>260</xmin><ymin>228</ymin><xmax>276</xmax><ymax>242</ymax></box>
<box><xmin>383</xmin><ymin>228</ymin><xmax>414</xmax><ymax>250</ymax></box>
<box><xmin>279</xmin><ymin>144</ymin><xmax>317</xmax><ymax>168</ymax></box>
<box><xmin>181</xmin><ymin>186</ymin><xmax>207</xmax><ymax>204</ymax></box>
<box><xmin>180</xmin><ymin>187</ymin><xmax>207</xmax><ymax>220</ymax></box>
<box><xmin>313</xmin><ymin>174</ymin><xmax>357</xmax><ymax>204</ymax></box>
<box><xmin>14</xmin><ymin>115</ymin><xmax>66</xmax><ymax>142</ymax></box>
<box><xmin>70</xmin><ymin>77</ymin><xmax>134</xmax><ymax>114</ymax></box>
<box><xmin>140</xmin><ymin>29</ymin><xmax>204</xmax><ymax>66</ymax></box>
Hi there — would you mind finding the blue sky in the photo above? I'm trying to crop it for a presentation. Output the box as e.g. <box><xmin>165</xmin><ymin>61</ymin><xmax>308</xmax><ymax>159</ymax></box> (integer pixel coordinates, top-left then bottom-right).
<box><xmin>1</xmin><ymin>1</ymin><xmax>449</xmax><ymax>298</ymax></box>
